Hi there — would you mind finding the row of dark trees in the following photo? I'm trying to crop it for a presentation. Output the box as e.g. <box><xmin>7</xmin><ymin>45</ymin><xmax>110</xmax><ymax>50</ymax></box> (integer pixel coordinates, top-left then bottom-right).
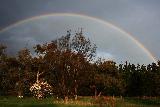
<box><xmin>0</xmin><ymin>31</ymin><xmax>160</xmax><ymax>99</ymax></box>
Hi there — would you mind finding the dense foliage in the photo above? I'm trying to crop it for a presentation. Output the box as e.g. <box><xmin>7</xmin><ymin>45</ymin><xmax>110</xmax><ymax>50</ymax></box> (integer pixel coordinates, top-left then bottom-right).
<box><xmin>0</xmin><ymin>31</ymin><xmax>160</xmax><ymax>99</ymax></box>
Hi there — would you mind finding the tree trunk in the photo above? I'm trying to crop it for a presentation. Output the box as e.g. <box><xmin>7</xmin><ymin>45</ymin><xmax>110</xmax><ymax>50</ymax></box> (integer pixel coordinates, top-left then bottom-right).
<box><xmin>64</xmin><ymin>96</ymin><xmax>68</xmax><ymax>104</ymax></box>
<box><xmin>74</xmin><ymin>80</ymin><xmax>78</xmax><ymax>100</ymax></box>
<box><xmin>36</xmin><ymin>71</ymin><xmax>39</xmax><ymax>83</ymax></box>
<box><xmin>95</xmin><ymin>87</ymin><xmax>97</xmax><ymax>98</ymax></box>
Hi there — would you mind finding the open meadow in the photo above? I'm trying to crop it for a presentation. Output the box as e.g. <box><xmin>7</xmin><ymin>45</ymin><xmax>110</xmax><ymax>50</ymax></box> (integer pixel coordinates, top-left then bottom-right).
<box><xmin>0</xmin><ymin>96</ymin><xmax>160</xmax><ymax>107</ymax></box>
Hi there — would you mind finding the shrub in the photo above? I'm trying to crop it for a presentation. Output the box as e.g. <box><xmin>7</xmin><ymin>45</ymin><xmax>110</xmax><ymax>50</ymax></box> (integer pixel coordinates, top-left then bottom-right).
<box><xmin>30</xmin><ymin>80</ymin><xmax>53</xmax><ymax>99</ymax></box>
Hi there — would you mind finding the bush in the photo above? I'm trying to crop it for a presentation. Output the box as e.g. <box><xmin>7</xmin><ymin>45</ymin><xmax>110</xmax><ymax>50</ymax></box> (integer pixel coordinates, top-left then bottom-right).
<box><xmin>30</xmin><ymin>80</ymin><xmax>53</xmax><ymax>99</ymax></box>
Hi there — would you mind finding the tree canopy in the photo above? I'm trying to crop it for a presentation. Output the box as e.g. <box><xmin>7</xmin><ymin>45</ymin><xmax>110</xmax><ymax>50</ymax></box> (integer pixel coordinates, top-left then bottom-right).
<box><xmin>0</xmin><ymin>30</ymin><xmax>160</xmax><ymax>98</ymax></box>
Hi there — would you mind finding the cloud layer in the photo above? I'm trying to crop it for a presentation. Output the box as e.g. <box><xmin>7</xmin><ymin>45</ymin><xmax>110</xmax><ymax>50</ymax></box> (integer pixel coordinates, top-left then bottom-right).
<box><xmin>0</xmin><ymin>15</ymin><xmax>154</xmax><ymax>64</ymax></box>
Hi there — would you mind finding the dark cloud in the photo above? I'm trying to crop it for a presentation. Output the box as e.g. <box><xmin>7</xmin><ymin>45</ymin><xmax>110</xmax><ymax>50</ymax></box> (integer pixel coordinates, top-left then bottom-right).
<box><xmin>0</xmin><ymin>15</ymin><xmax>154</xmax><ymax>64</ymax></box>
<box><xmin>0</xmin><ymin>0</ymin><xmax>159</xmax><ymax>61</ymax></box>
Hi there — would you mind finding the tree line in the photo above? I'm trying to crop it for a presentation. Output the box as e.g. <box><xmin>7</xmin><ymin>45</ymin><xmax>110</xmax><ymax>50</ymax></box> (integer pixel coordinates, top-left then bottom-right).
<box><xmin>0</xmin><ymin>30</ymin><xmax>160</xmax><ymax>99</ymax></box>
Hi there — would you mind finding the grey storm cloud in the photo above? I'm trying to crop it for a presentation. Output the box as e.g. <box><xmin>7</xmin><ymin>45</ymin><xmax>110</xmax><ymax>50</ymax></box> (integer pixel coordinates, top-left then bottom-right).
<box><xmin>0</xmin><ymin>0</ymin><xmax>159</xmax><ymax>62</ymax></box>
<box><xmin>0</xmin><ymin>15</ymin><xmax>155</xmax><ymax>64</ymax></box>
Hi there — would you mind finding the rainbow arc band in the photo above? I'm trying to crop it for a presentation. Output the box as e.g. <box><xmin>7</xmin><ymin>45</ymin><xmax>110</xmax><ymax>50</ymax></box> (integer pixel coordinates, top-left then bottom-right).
<box><xmin>0</xmin><ymin>13</ymin><xmax>156</xmax><ymax>62</ymax></box>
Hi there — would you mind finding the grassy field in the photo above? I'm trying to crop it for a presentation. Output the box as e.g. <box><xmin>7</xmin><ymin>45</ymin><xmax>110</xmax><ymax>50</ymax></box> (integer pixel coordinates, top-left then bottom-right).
<box><xmin>0</xmin><ymin>96</ymin><xmax>160</xmax><ymax>107</ymax></box>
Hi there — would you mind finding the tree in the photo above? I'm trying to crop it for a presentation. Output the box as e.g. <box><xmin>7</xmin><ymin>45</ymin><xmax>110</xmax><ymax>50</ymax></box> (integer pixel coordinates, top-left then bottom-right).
<box><xmin>89</xmin><ymin>58</ymin><xmax>124</xmax><ymax>97</ymax></box>
<box><xmin>0</xmin><ymin>44</ymin><xmax>8</xmax><ymax>95</ymax></box>
<box><xmin>17</xmin><ymin>48</ymin><xmax>34</xmax><ymax>97</ymax></box>
<box><xmin>33</xmin><ymin>30</ymin><xmax>96</xmax><ymax>100</ymax></box>
<box><xmin>0</xmin><ymin>45</ymin><xmax>22</xmax><ymax>96</ymax></box>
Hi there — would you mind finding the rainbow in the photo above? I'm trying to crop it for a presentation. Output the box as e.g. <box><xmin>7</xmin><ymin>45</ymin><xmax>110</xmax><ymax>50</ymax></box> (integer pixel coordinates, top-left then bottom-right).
<box><xmin>0</xmin><ymin>13</ymin><xmax>156</xmax><ymax>62</ymax></box>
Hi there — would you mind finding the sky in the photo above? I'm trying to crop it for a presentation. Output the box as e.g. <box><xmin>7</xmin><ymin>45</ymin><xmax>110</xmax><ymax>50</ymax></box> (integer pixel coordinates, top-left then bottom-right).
<box><xmin>0</xmin><ymin>0</ymin><xmax>160</xmax><ymax>64</ymax></box>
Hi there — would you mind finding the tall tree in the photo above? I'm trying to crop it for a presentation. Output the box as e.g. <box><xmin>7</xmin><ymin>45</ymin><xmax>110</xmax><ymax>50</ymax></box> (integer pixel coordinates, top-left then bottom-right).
<box><xmin>33</xmin><ymin>30</ymin><xmax>96</xmax><ymax>100</ymax></box>
<box><xmin>17</xmin><ymin>48</ymin><xmax>34</xmax><ymax>96</ymax></box>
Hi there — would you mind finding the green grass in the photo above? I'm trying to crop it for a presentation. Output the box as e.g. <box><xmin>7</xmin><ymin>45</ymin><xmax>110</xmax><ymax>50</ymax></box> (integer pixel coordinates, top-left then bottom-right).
<box><xmin>0</xmin><ymin>96</ymin><xmax>160</xmax><ymax>107</ymax></box>
<box><xmin>114</xmin><ymin>97</ymin><xmax>160</xmax><ymax>107</ymax></box>
<box><xmin>0</xmin><ymin>97</ymin><xmax>94</xmax><ymax>107</ymax></box>
<box><xmin>123</xmin><ymin>97</ymin><xmax>160</xmax><ymax>107</ymax></box>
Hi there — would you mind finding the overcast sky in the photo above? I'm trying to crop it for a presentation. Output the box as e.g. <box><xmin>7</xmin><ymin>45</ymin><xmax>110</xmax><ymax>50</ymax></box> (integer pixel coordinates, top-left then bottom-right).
<box><xmin>0</xmin><ymin>0</ymin><xmax>160</xmax><ymax>62</ymax></box>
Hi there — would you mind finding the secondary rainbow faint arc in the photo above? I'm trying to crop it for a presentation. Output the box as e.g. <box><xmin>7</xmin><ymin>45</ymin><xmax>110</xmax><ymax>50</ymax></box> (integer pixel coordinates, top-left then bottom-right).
<box><xmin>0</xmin><ymin>13</ymin><xmax>156</xmax><ymax>62</ymax></box>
